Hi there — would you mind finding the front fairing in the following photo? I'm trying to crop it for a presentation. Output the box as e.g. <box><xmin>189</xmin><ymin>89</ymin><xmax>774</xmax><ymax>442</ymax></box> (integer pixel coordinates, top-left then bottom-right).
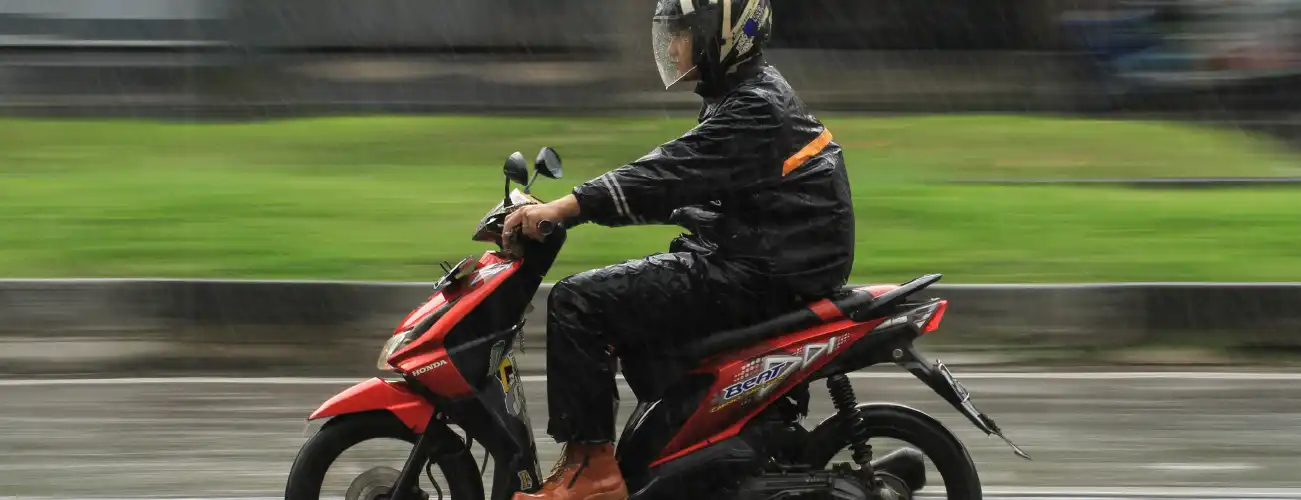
<box><xmin>393</xmin><ymin>255</ymin><xmax>476</xmax><ymax>334</ymax></box>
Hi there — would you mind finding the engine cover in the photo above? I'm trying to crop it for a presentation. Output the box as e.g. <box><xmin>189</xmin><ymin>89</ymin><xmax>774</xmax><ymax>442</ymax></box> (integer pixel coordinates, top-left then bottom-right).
<box><xmin>733</xmin><ymin>470</ymin><xmax>870</xmax><ymax>500</ymax></box>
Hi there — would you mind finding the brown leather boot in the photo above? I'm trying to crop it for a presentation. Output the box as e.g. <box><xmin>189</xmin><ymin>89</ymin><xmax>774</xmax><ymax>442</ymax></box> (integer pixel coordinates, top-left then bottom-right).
<box><xmin>511</xmin><ymin>442</ymin><xmax>629</xmax><ymax>500</ymax></box>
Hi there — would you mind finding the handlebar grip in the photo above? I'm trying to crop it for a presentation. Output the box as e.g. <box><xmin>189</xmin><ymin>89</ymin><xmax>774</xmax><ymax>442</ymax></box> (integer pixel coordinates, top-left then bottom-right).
<box><xmin>537</xmin><ymin>219</ymin><xmax>556</xmax><ymax>236</ymax></box>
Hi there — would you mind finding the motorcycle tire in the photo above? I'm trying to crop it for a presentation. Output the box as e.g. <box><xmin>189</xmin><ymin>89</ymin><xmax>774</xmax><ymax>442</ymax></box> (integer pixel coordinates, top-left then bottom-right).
<box><xmin>285</xmin><ymin>410</ymin><xmax>484</xmax><ymax>500</ymax></box>
<box><xmin>802</xmin><ymin>403</ymin><xmax>983</xmax><ymax>500</ymax></box>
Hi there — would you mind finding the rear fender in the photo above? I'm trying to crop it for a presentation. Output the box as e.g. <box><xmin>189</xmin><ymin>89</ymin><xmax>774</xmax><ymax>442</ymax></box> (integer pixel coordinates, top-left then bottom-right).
<box><xmin>309</xmin><ymin>377</ymin><xmax>435</xmax><ymax>433</ymax></box>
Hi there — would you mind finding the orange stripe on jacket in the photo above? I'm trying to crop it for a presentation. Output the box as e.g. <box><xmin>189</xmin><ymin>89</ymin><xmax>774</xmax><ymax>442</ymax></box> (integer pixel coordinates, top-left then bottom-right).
<box><xmin>782</xmin><ymin>128</ymin><xmax>833</xmax><ymax>176</ymax></box>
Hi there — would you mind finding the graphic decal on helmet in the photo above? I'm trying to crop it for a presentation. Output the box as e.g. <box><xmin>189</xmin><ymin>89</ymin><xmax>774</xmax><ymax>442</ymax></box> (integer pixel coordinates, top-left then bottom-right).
<box><xmin>731</xmin><ymin>0</ymin><xmax>766</xmax><ymax>62</ymax></box>
<box><xmin>723</xmin><ymin>0</ymin><xmax>768</xmax><ymax>67</ymax></box>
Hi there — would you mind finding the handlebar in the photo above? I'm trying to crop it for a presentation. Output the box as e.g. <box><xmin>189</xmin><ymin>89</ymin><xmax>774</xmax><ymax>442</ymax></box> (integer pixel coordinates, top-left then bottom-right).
<box><xmin>536</xmin><ymin>219</ymin><xmax>556</xmax><ymax>236</ymax></box>
<box><xmin>505</xmin><ymin>219</ymin><xmax>555</xmax><ymax>238</ymax></box>
<box><xmin>503</xmin><ymin>219</ymin><xmax>558</xmax><ymax>256</ymax></box>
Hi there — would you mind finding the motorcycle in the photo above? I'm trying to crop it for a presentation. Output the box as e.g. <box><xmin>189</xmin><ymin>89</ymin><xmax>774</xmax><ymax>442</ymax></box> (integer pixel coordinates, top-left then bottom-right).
<box><xmin>285</xmin><ymin>147</ymin><xmax>1031</xmax><ymax>500</ymax></box>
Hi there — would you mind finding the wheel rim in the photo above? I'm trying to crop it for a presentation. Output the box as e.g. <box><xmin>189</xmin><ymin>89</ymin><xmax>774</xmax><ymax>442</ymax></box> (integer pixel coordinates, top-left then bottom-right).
<box><xmin>345</xmin><ymin>467</ymin><xmax>403</xmax><ymax>500</ymax></box>
<box><xmin>287</xmin><ymin>413</ymin><xmax>484</xmax><ymax>500</ymax></box>
<box><xmin>876</xmin><ymin>471</ymin><xmax>914</xmax><ymax>500</ymax></box>
<box><xmin>320</xmin><ymin>436</ymin><xmax>450</xmax><ymax>500</ymax></box>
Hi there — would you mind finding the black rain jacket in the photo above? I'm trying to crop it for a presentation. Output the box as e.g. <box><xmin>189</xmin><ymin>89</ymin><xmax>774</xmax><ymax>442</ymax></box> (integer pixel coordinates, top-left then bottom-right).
<box><xmin>570</xmin><ymin>59</ymin><xmax>856</xmax><ymax>300</ymax></box>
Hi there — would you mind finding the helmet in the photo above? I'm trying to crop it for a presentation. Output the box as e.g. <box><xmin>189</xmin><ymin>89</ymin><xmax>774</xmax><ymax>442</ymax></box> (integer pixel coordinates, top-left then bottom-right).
<box><xmin>652</xmin><ymin>0</ymin><xmax>774</xmax><ymax>89</ymax></box>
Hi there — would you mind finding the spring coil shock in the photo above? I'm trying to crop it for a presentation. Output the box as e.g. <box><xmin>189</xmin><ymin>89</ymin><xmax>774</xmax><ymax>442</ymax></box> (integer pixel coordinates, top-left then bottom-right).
<box><xmin>827</xmin><ymin>374</ymin><xmax>874</xmax><ymax>468</ymax></box>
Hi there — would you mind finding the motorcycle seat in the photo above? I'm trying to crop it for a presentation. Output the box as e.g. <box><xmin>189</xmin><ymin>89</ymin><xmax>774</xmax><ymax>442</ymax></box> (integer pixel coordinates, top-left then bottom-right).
<box><xmin>676</xmin><ymin>282</ymin><xmax>914</xmax><ymax>361</ymax></box>
<box><xmin>662</xmin><ymin>211</ymin><xmax>945</xmax><ymax>360</ymax></box>
<box><xmin>622</xmin><ymin>274</ymin><xmax>941</xmax><ymax>402</ymax></box>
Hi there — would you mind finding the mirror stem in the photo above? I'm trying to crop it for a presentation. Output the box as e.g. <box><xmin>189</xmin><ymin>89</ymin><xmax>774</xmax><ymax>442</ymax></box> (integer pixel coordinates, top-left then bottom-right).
<box><xmin>524</xmin><ymin>170</ymin><xmax>541</xmax><ymax>194</ymax></box>
<box><xmin>503</xmin><ymin>178</ymin><xmax>511</xmax><ymax>207</ymax></box>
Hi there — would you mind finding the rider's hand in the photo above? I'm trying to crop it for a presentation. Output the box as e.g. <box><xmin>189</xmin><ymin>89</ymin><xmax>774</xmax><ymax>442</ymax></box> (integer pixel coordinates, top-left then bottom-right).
<box><xmin>502</xmin><ymin>195</ymin><xmax>581</xmax><ymax>255</ymax></box>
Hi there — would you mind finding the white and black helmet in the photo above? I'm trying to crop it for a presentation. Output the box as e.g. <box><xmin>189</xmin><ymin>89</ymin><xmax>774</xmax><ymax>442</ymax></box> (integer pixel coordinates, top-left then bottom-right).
<box><xmin>652</xmin><ymin>0</ymin><xmax>774</xmax><ymax>89</ymax></box>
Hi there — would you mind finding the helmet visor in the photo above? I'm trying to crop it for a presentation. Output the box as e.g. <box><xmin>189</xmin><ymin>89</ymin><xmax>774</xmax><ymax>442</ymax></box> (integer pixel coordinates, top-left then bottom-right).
<box><xmin>652</xmin><ymin>17</ymin><xmax>698</xmax><ymax>89</ymax></box>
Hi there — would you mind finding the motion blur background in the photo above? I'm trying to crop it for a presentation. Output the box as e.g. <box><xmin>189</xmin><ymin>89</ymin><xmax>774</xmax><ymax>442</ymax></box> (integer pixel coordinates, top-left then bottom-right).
<box><xmin>2</xmin><ymin>1</ymin><xmax>1301</xmax><ymax>499</ymax></box>
<box><xmin>3</xmin><ymin>0</ymin><xmax>1301</xmax><ymax>114</ymax></box>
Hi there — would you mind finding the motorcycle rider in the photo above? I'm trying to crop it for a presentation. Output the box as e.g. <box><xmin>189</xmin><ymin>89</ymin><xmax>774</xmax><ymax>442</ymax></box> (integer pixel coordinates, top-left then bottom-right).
<box><xmin>503</xmin><ymin>0</ymin><xmax>855</xmax><ymax>498</ymax></box>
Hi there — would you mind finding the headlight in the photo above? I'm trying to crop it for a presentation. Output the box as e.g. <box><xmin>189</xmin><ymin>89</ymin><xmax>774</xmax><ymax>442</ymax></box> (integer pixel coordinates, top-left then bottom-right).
<box><xmin>376</xmin><ymin>333</ymin><xmax>412</xmax><ymax>371</ymax></box>
<box><xmin>376</xmin><ymin>301</ymin><xmax>456</xmax><ymax>371</ymax></box>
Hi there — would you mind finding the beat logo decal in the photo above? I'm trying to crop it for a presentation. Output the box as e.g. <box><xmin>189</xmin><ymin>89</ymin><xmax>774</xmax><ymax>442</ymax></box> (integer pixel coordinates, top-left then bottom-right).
<box><xmin>712</xmin><ymin>337</ymin><xmax>838</xmax><ymax>412</ymax></box>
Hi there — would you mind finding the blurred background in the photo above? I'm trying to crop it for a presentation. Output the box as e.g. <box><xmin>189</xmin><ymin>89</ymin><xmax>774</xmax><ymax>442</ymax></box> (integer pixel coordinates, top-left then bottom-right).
<box><xmin>2</xmin><ymin>1</ymin><xmax>1301</xmax><ymax>499</ymax></box>
<box><xmin>2</xmin><ymin>0</ymin><xmax>1301</xmax><ymax>115</ymax></box>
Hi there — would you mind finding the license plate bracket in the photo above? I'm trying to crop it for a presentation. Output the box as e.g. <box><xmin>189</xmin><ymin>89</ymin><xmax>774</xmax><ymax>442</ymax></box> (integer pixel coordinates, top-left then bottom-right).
<box><xmin>893</xmin><ymin>344</ymin><xmax>1031</xmax><ymax>460</ymax></box>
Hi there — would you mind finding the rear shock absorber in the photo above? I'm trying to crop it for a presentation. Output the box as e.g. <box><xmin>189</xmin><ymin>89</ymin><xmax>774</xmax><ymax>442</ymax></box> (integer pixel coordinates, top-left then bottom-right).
<box><xmin>827</xmin><ymin>374</ymin><xmax>875</xmax><ymax>472</ymax></box>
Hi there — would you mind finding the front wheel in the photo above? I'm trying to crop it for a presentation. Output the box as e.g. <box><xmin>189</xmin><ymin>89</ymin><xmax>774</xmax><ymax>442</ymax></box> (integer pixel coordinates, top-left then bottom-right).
<box><xmin>285</xmin><ymin>411</ymin><xmax>484</xmax><ymax>500</ymax></box>
<box><xmin>802</xmin><ymin>403</ymin><xmax>982</xmax><ymax>500</ymax></box>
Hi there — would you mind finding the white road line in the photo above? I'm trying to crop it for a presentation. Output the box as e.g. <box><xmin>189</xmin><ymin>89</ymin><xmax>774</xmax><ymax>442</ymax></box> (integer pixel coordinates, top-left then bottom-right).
<box><xmin>6</xmin><ymin>278</ymin><xmax>1301</xmax><ymax>287</ymax></box>
<box><xmin>2</xmin><ymin>371</ymin><xmax>1301</xmax><ymax>387</ymax></box>
<box><xmin>0</xmin><ymin>377</ymin><xmax>365</xmax><ymax>386</ymax></box>
<box><xmin>7</xmin><ymin>489</ymin><xmax>1301</xmax><ymax>500</ymax></box>
<box><xmin>7</xmin><ymin>498</ymin><xmax>1294</xmax><ymax>500</ymax></box>
<box><xmin>1142</xmin><ymin>462</ymin><xmax>1261</xmax><ymax>472</ymax></box>
<box><xmin>980</xmin><ymin>487</ymin><xmax>1301</xmax><ymax>498</ymax></box>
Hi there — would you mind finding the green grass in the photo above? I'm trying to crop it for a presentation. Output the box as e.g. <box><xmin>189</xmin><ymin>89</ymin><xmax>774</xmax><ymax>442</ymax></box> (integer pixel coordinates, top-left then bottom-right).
<box><xmin>1</xmin><ymin>114</ymin><xmax>1299</xmax><ymax>283</ymax></box>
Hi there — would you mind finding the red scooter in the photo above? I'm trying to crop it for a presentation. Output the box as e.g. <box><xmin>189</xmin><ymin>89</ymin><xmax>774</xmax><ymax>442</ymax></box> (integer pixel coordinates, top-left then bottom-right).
<box><xmin>285</xmin><ymin>147</ymin><xmax>1029</xmax><ymax>500</ymax></box>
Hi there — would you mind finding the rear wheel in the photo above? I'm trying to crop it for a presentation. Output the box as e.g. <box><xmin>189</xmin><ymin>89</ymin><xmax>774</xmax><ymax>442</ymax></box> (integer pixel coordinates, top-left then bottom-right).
<box><xmin>802</xmin><ymin>404</ymin><xmax>982</xmax><ymax>500</ymax></box>
<box><xmin>285</xmin><ymin>411</ymin><xmax>484</xmax><ymax>500</ymax></box>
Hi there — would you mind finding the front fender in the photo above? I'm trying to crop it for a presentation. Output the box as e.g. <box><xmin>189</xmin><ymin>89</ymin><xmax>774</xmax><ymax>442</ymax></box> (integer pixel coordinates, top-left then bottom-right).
<box><xmin>309</xmin><ymin>377</ymin><xmax>435</xmax><ymax>433</ymax></box>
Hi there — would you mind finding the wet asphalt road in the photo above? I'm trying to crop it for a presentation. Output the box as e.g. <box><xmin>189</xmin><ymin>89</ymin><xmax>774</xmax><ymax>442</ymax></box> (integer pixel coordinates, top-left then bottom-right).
<box><xmin>1</xmin><ymin>368</ymin><xmax>1300</xmax><ymax>499</ymax></box>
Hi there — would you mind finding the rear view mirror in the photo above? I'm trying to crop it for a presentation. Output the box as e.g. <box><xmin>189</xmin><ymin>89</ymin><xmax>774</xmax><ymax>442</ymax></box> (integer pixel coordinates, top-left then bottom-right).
<box><xmin>535</xmin><ymin>147</ymin><xmax>563</xmax><ymax>179</ymax></box>
<box><xmin>504</xmin><ymin>152</ymin><xmax>530</xmax><ymax>186</ymax></box>
<box><xmin>503</xmin><ymin>152</ymin><xmax>530</xmax><ymax>204</ymax></box>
